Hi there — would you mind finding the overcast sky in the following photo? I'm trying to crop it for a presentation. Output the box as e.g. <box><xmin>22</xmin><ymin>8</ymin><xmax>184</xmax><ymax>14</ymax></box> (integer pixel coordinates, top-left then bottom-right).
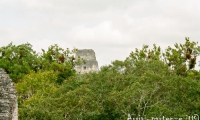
<box><xmin>1</xmin><ymin>0</ymin><xmax>200</xmax><ymax>68</ymax></box>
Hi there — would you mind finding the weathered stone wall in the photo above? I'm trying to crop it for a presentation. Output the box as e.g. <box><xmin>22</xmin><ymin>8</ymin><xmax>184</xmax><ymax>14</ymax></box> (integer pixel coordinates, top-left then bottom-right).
<box><xmin>0</xmin><ymin>68</ymin><xmax>18</xmax><ymax>120</ymax></box>
<box><xmin>75</xmin><ymin>49</ymin><xmax>99</xmax><ymax>73</ymax></box>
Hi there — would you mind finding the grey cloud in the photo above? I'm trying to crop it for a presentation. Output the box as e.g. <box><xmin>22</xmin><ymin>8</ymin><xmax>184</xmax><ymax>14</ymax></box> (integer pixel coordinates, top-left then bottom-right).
<box><xmin>0</xmin><ymin>0</ymin><xmax>200</xmax><ymax>67</ymax></box>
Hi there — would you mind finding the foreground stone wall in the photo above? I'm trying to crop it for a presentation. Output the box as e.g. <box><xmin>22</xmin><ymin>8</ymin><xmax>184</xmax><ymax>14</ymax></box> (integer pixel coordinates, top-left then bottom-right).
<box><xmin>75</xmin><ymin>49</ymin><xmax>99</xmax><ymax>73</ymax></box>
<box><xmin>0</xmin><ymin>68</ymin><xmax>18</xmax><ymax>120</ymax></box>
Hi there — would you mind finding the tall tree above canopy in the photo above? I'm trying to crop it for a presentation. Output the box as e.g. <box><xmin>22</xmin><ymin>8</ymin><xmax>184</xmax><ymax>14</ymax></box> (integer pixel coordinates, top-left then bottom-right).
<box><xmin>0</xmin><ymin>43</ymin><xmax>39</xmax><ymax>82</ymax></box>
<box><xmin>163</xmin><ymin>37</ymin><xmax>200</xmax><ymax>75</ymax></box>
<box><xmin>125</xmin><ymin>37</ymin><xmax>200</xmax><ymax>76</ymax></box>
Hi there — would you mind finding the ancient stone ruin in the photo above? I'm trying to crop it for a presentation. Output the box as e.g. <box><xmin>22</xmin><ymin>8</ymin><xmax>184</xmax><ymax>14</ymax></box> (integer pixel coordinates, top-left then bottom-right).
<box><xmin>0</xmin><ymin>68</ymin><xmax>18</xmax><ymax>120</ymax></box>
<box><xmin>75</xmin><ymin>49</ymin><xmax>99</xmax><ymax>73</ymax></box>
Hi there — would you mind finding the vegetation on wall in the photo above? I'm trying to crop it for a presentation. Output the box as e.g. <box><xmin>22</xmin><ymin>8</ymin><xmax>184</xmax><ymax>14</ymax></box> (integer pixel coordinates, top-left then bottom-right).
<box><xmin>0</xmin><ymin>38</ymin><xmax>200</xmax><ymax>119</ymax></box>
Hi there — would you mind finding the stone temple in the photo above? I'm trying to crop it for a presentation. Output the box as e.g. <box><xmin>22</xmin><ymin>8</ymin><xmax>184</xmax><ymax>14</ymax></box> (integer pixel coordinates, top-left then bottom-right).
<box><xmin>0</xmin><ymin>68</ymin><xmax>18</xmax><ymax>120</ymax></box>
<box><xmin>75</xmin><ymin>49</ymin><xmax>99</xmax><ymax>73</ymax></box>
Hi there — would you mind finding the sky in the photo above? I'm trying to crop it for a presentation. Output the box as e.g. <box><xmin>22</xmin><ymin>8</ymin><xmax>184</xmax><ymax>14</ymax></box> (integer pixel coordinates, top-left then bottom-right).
<box><xmin>0</xmin><ymin>0</ymin><xmax>200</xmax><ymax>68</ymax></box>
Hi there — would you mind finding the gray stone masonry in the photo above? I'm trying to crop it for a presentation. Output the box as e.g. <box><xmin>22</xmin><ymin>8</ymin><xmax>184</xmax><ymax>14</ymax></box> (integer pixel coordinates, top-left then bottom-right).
<box><xmin>75</xmin><ymin>49</ymin><xmax>99</xmax><ymax>73</ymax></box>
<box><xmin>0</xmin><ymin>68</ymin><xmax>18</xmax><ymax>120</ymax></box>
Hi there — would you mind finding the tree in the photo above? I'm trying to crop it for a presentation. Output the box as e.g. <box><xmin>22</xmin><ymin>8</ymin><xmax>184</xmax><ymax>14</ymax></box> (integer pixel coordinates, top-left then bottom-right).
<box><xmin>0</xmin><ymin>43</ymin><xmax>40</xmax><ymax>82</ymax></box>
<box><xmin>40</xmin><ymin>44</ymin><xmax>84</xmax><ymax>84</ymax></box>
<box><xmin>0</xmin><ymin>43</ymin><xmax>84</xmax><ymax>83</ymax></box>
<box><xmin>10</xmin><ymin>38</ymin><xmax>200</xmax><ymax>119</ymax></box>
<box><xmin>163</xmin><ymin>37</ymin><xmax>200</xmax><ymax>75</ymax></box>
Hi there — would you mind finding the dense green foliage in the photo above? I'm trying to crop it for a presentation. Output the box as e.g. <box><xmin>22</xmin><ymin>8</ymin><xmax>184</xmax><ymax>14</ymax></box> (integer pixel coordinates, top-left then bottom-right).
<box><xmin>0</xmin><ymin>43</ymin><xmax>39</xmax><ymax>81</ymax></box>
<box><xmin>1</xmin><ymin>38</ymin><xmax>200</xmax><ymax>119</ymax></box>
<box><xmin>0</xmin><ymin>43</ymin><xmax>83</xmax><ymax>83</ymax></box>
